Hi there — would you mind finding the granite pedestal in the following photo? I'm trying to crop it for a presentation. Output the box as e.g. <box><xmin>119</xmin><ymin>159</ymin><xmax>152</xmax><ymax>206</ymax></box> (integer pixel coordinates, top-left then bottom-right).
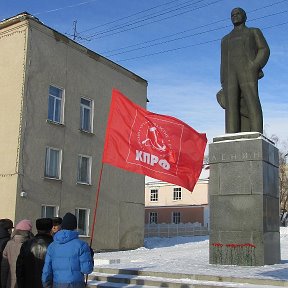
<box><xmin>209</xmin><ymin>132</ymin><xmax>280</xmax><ymax>266</ymax></box>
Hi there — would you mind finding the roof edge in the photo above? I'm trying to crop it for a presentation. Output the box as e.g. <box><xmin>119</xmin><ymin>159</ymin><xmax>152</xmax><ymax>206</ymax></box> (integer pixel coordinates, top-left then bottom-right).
<box><xmin>0</xmin><ymin>12</ymin><xmax>41</xmax><ymax>29</ymax></box>
<box><xmin>0</xmin><ymin>12</ymin><xmax>148</xmax><ymax>86</ymax></box>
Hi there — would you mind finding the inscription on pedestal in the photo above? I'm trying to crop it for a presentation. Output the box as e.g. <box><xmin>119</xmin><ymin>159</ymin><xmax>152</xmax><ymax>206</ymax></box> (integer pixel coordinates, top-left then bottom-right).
<box><xmin>210</xmin><ymin>151</ymin><xmax>261</xmax><ymax>162</ymax></box>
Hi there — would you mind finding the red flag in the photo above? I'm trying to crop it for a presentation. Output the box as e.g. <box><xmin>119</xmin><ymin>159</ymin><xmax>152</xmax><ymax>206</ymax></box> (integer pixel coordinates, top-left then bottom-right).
<box><xmin>102</xmin><ymin>89</ymin><xmax>207</xmax><ymax>192</ymax></box>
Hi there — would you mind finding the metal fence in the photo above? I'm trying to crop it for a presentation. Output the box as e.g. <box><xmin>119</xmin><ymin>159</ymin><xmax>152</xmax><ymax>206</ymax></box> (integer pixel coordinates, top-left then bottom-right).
<box><xmin>144</xmin><ymin>222</ymin><xmax>209</xmax><ymax>238</ymax></box>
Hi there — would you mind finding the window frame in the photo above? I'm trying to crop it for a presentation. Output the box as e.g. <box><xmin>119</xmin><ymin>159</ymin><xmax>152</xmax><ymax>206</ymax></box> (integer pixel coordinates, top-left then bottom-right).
<box><xmin>173</xmin><ymin>187</ymin><xmax>182</xmax><ymax>201</ymax></box>
<box><xmin>150</xmin><ymin>189</ymin><xmax>159</xmax><ymax>202</ymax></box>
<box><xmin>41</xmin><ymin>205</ymin><xmax>59</xmax><ymax>218</ymax></box>
<box><xmin>172</xmin><ymin>211</ymin><xmax>181</xmax><ymax>224</ymax></box>
<box><xmin>80</xmin><ymin>97</ymin><xmax>94</xmax><ymax>133</ymax></box>
<box><xmin>77</xmin><ymin>154</ymin><xmax>92</xmax><ymax>185</ymax></box>
<box><xmin>48</xmin><ymin>85</ymin><xmax>65</xmax><ymax>124</ymax></box>
<box><xmin>44</xmin><ymin>147</ymin><xmax>62</xmax><ymax>180</ymax></box>
<box><xmin>75</xmin><ymin>208</ymin><xmax>90</xmax><ymax>236</ymax></box>
<box><xmin>149</xmin><ymin>212</ymin><xmax>158</xmax><ymax>224</ymax></box>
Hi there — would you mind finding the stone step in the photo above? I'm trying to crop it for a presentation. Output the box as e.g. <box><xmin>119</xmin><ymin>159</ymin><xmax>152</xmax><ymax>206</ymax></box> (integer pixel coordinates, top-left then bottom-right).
<box><xmin>88</xmin><ymin>280</ymin><xmax>159</xmax><ymax>288</ymax></box>
<box><xmin>86</xmin><ymin>268</ymin><xmax>288</xmax><ymax>288</ymax></box>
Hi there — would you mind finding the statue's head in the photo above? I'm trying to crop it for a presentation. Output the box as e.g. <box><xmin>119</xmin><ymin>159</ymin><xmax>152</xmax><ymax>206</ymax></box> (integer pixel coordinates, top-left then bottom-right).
<box><xmin>231</xmin><ymin>7</ymin><xmax>247</xmax><ymax>26</ymax></box>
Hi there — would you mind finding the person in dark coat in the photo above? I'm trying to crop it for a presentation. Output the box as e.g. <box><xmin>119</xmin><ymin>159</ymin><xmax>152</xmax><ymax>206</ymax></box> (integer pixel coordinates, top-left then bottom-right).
<box><xmin>51</xmin><ymin>217</ymin><xmax>62</xmax><ymax>236</ymax></box>
<box><xmin>16</xmin><ymin>218</ymin><xmax>53</xmax><ymax>288</ymax></box>
<box><xmin>0</xmin><ymin>219</ymin><xmax>13</xmax><ymax>286</ymax></box>
<box><xmin>42</xmin><ymin>213</ymin><xmax>93</xmax><ymax>288</ymax></box>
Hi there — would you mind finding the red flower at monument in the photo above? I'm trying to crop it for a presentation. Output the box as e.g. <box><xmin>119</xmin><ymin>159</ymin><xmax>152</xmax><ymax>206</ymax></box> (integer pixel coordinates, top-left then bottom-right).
<box><xmin>212</xmin><ymin>242</ymin><xmax>223</xmax><ymax>247</ymax></box>
<box><xmin>244</xmin><ymin>243</ymin><xmax>256</xmax><ymax>248</ymax></box>
<box><xmin>226</xmin><ymin>243</ymin><xmax>238</xmax><ymax>249</ymax></box>
<box><xmin>212</xmin><ymin>242</ymin><xmax>256</xmax><ymax>265</ymax></box>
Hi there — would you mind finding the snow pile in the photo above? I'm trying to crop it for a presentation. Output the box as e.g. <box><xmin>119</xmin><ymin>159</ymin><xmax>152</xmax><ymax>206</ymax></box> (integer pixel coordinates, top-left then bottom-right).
<box><xmin>94</xmin><ymin>228</ymin><xmax>288</xmax><ymax>281</ymax></box>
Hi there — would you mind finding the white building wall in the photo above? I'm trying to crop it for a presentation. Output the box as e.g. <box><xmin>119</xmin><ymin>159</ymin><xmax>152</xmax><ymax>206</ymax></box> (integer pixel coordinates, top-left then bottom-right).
<box><xmin>145</xmin><ymin>179</ymin><xmax>208</xmax><ymax>207</ymax></box>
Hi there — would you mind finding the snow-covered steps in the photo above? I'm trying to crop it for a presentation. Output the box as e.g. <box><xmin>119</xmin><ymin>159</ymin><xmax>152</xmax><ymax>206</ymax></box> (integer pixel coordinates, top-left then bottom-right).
<box><xmin>86</xmin><ymin>268</ymin><xmax>288</xmax><ymax>287</ymax></box>
<box><xmin>88</xmin><ymin>281</ymin><xmax>159</xmax><ymax>288</ymax></box>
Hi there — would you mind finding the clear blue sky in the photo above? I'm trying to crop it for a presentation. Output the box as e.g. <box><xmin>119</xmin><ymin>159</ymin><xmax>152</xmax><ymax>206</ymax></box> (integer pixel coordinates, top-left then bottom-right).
<box><xmin>1</xmin><ymin>0</ymin><xmax>288</xmax><ymax>148</ymax></box>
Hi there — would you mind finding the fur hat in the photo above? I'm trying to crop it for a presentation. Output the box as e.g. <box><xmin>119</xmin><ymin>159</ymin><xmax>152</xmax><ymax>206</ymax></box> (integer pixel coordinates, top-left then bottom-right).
<box><xmin>61</xmin><ymin>213</ymin><xmax>77</xmax><ymax>230</ymax></box>
<box><xmin>36</xmin><ymin>218</ymin><xmax>53</xmax><ymax>231</ymax></box>
<box><xmin>15</xmin><ymin>219</ymin><xmax>32</xmax><ymax>231</ymax></box>
<box><xmin>0</xmin><ymin>219</ymin><xmax>14</xmax><ymax>230</ymax></box>
<box><xmin>52</xmin><ymin>217</ymin><xmax>62</xmax><ymax>226</ymax></box>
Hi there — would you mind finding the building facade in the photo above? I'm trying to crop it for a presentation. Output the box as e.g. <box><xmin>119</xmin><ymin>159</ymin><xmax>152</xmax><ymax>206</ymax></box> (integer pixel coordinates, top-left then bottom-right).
<box><xmin>0</xmin><ymin>13</ymin><xmax>147</xmax><ymax>251</ymax></box>
<box><xmin>145</xmin><ymin>179</ymin><xmax>209</xmax><ymax>226</ymax></box>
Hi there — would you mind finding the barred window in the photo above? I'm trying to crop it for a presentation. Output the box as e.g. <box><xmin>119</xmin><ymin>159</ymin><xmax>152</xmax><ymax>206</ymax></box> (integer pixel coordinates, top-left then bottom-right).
<box><xmin>172</xmin><ymin>212</ymin><xmax>181</xmax><ymax>224</ymax></box>
<box><xmin>149</xmin><ymin>212</ymin><xmax>158</xmax><ymax>224</ymax></box>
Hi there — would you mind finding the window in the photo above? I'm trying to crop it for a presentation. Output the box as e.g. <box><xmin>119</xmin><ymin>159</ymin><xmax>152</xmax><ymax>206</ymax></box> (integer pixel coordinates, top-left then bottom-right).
<box><xmin>44</xmin><ymin>147</ymin><xmax>62</xmax><ymax>179</ymax></box>
<box><xmin>172</xmin><ymin>212</ymin><xmax>181</xmax><ymax>224</ymax></box>
<box><xmin>173</xmin><ymin>187</ymin><xmax>182</xmax><ymax>200</ymax></box>
<box><xmin>41</xmin><ymin>205</ymin><xmax>58</xmax><ymax>218</ymax></box>
<box><xmin>48</xmin><ymin>85</ymin><xmax>64</xmax><ymax>123</ymax></box>
<box><xmin>75</xmin><ymin>208</ymin><xmax>90</xmax><ymax>236</ymax></box>
<box><xmin>80</xmin><ymin>98</ymin><xmax>93</xmax><ymax>132</ymax></box>
<box><xmin>150</xmin><ymin>189</ymin><xmax>158</xmax><ymax>202</ymax></box>
<box><xmin>77</xmin><ymin>155</ymin><xmax>92</xmax><ymax>184</ymax></box>
<box><xmin>149</xmin><ymin>212</ymin><xmax>158</xmax><ymax>224</ymax></box>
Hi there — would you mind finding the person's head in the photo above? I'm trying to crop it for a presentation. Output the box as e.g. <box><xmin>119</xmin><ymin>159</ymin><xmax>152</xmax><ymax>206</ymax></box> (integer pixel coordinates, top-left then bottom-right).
<box><xmin>61</xmin><ymin>213</ymin><xmax>77</xmax><ymax>231</ymax></box>
<box><xmin>36</xmin><ymin>218</ymin><xmax>53</xmax><ymax>234</ymax></box>
<box><xmin>231</xmin><ymin>8</ymin><xmax>247</xmax><ymax>26</ymax></box>
<box><xmin>15</xmin><ymin>219</ymin><xmax>32</xmax><ymax>232</ymax></box>
<box><xmin>51</xmin><ymin>217</ymin><xmax>62</xmax><ymax>235</ymax></box>
<box><xmin>0</xmin><ymin>219</ymin><xmax>14</xmax><ymax>235</ymax></box>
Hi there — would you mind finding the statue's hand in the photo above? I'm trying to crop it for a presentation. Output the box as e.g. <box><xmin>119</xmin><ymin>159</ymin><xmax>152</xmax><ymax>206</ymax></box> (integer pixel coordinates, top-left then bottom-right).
<box><xmin>247</xmin><ymin>60</ymin><xmax>264</xmax><ymax>79</ymax></box>
<box><xmin>248</xmin><ymin>59</ymin><xmax>260</xmax><ymax>71</ymax></box>
<box><xmin>248</xmin><ymin>59</ymin><xmax>264</xmax><ymax>79</ymax></box>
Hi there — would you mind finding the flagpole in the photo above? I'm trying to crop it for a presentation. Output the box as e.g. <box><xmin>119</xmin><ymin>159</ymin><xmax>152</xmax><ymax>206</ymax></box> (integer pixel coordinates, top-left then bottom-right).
<box><xmin>89</xmin><ymin>161</ymin><xmax>104</xmax><ymax>247</ymax></box>
<box><xmin>85</xmin><ymin>161</ymin><xmax>104</xmax><ymax>286</ymax></box>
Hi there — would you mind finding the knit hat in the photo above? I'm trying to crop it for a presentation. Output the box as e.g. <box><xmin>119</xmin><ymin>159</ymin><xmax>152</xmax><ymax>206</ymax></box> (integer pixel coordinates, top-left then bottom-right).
<box><xmin>15</xmin><ymin>219</ymin><xmax>32</xmax><ymax>231</ymax></box>
<box><xmin>36</xmin><ymin>218</ymin><xmax>53</xmax><ymax>231</ymax></box>
<box><xmin>61</xmin><ymin>213</ymin><xmax>77</xmax><ymax>230</ymax></box>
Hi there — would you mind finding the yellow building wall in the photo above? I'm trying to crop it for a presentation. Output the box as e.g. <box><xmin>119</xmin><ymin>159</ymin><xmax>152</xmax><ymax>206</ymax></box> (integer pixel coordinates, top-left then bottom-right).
<box><xmin>0</xmin><ymin>22</ymin><xmax>28</xmax><ymax>220</ymax></box>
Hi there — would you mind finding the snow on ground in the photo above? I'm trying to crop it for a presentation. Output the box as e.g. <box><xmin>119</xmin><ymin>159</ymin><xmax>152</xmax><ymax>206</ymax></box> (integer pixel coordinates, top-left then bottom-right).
<box><xmin>94</xmin><ymin>227</ymin><xmax>288</xmax><ymax>281</ymax></box>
